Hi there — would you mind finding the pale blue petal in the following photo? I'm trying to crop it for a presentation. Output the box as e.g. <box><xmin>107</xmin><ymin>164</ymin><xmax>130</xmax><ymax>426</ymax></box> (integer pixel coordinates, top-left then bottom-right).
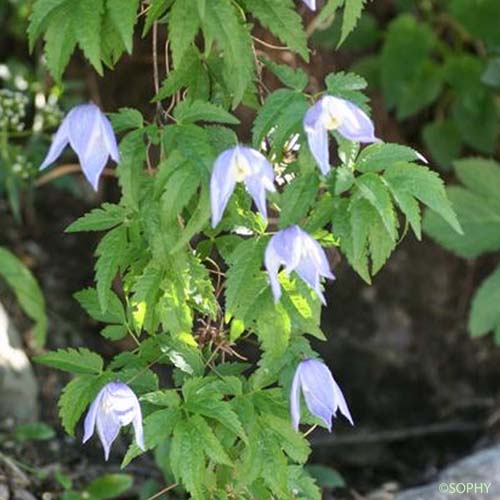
<box><xmin>245</xmin><ymin>175</ymin><xmax>269</xmax><ymax>221</ymax></box>
<box><xmin>96</xmin><ymin>410</ymin><xmax>121</xmax><ymax>461</ymax></box>
<box><xmin>302</xmin><ymin>0</ymin><xmax>316</xmax><ymax>9</ymax></box>
<box><xmin>133</xmin><ymin>411</ymin><xmax>145</xmax><ymax>450</ymax></box>
<box><xmin>39</xmin><ymin>116</ymin><xmax>70</xmax><ymax>170</ymax></box>
<box><xmin>82</xmin><ymin>389</ymin><xmax>102</xmax><ymax>443</ymax></box>
<box><xmin>100</xmin><ymin>113</ymin><xmax>120</xmax><ymax>162</ymax></box>
<box><xmin>332</xmin><ymin>378</ymin><xmax>354</xmax><ymax>425</ymax></box>
<box><xmin>290</xmin><ymin>365</ymin><xmax>302</xmax><ymax>430</ymax></box>
<box><xmin>334</xmin><ymin>98</ymin><xmax>379</xmax><ymax>143</ymax></box>
<box><xmin>210</xmin><ymin>148</ymin><xmax>238</xmax><ymax>227</ymax></box>
<box><xmin>299</xmin><ymin>359</ymin><xmax>336</xmax><ymax>431</ymax></box>
<box><xmin>80</xmin><ymin>141</ymin><xmax>109</xmax><ymax>191</ymax></box>
<box><xmin>264</xmin><ymin>238</ymin><xmax>284</xmax><ymax>302</ymax></box>
<box><xmin>304</xmin><ymin>103</ymin><xmax>331</xmax><ymax>175</ymax></box>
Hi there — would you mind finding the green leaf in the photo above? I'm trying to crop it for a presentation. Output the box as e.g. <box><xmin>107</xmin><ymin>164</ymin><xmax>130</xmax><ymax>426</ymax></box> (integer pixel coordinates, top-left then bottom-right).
<box><xmin>240</xmin><ymin>0</ymin><xmax>309</xmax><ymax>60</ymax></box>
<box><xmin>122</xmin><ymin>407</ymin><xmax>180</xmax><ymax>466</ymax></box>
<box><xmin>186</xmin><ymin>397</ymin><xmax>247</xmax><ymax>442</ymax></box>
<box><xmin>74</xmin><ymin>0</ymin><xmax>104</xmax><ymax>74</ymax></box>
<box><xmin>169</xmin><ymin>0</ymin><xmax>200</xmax><ymax>67</ymax></box>
<box><xmin>107</xmin><ymin>0</ymin><xmax>140</xmax><ymax>53</ymax></box>
<box><xmin>58</xmin><ymin>375</ymin><xmax>101</xmax><ymax>435</ymax></box>
<box><xmin>28</xmin><ymin>0</ymin><xmax>70</xmax><ymax>48</ymax></box>
<box><xmin>203</xmin><ymin>0</ymin><xmax>254</xmax><ymax>107</ymax></box>
<box><xmin>422</xmin><ymin>120</ymin><xmax>462</xmax><ymax>170</ymax></box>
<box><xmin>86</xmin><ymin>474</ymin><xmax>133</xmax><ymax>499</ymax></box>
<box><xmin>261</xmin><ymin>57</ymin><xmax>308</xmax><ymax>91</ymax></box>
<box><xmin>14</xmin><ymin>422</ymin><xmax>56</xmax><ymax>442</ymax></box>
<box><xmin>385</xmin><ymin>163</ymin><xmax>461</xmax><ymax>234</ymax></box>
<box><xmin>190</xmin><ymin>414</ymin><xmax>232</xmax><ymax>465</ymax></box>
<box><xmin>356</xmin><ymin>143</ymin><xmax>426</xmax><ymax>173</ymax></box>
<box><xmin>143</xmin><ymin>0</ymin><xmax>175</xmax><ymax>36</ymax></box>
<box><xmin>306</xmin><ymin>465</ymin><xmax>345</xmax><ymax>488</ymax></box>
<box><xmin>94</xmin><ymin>225</ymin><xmax>127</xmax><ymax>312</ymax></box>
<box><xmin>469</xmin><ymin>268</ymin><xmax>500</xmax><ymax>342</ymax></box>
<box><xmin>355</xmin><ymin>173</ymin><xmax>397</xmax><ymax>241</ymax></box>
<box><xmin>453</xmin><ymin>158</ymin><xmax>500</xmax><ymax>200</ymax></box>
<box><xmin>0</xmin><ymin>247</ymin><xmax>47</xmax><ymax>347</ymax></box>
<box><xmin>109</xmin><ymin>107</ymin><xmax>144</xmax><ymax>132</ymax></box>
<box><xmin>66</xmin><ymin>203</ymin><xmax>127</xmax><ymax>232</ymax></box>
<box><xmin>42</xmin><ymin>2</ymin><xmax>77</xmax><ymax>80</ymax></box>
<box><xmin>74</xmin><ymin>287</ymin><xmax>125</xmax><ymax>324</ymax></box>
<box><xmin>35</xmin><ymin>348</ymin><xmax>103</xmax><ymax>375</ymax></box>
<box><xmin>339</xmin><ymin>0</ymin><xmax>366</xmax><ymax>46</ymax></box>
<box><xmin>170</xmin><ymin>419</ymin><xmax>206</xmax><ymax>499</ymax></box>
<box><xmin>225</xmin><ymin>239</ymin><xmax>267</xmax><ymax>321</ymax></box>
<box><xmin>173</xmin><ymin>100</ymin><xmax>240</xmax><ymax>125</ymax></box>
<box><xmin>423</xmin><ymin>188</ymin><xmax>500</xmax><ymax>258</ymax></box>
<box><xmin>100</xmin><ymin>325</ymin><xmax>127</xmax><ymax>341</ymax></box>
<box><xmin>279</xmin><ymin>173</ymin><xmax>319</xmax><ymax>227</ymax></box>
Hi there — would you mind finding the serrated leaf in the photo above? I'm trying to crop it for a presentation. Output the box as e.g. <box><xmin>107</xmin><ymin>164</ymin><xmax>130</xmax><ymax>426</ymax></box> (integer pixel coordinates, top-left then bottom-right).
<box><xmin>356</xmin><ymin>143</ymin><xmax>425</xmax><ymax>173</ymax></box>
<box><xmin>339</xmin><ymin>0</ymin><xmax>366</xmax><ymax>46</ymax></box>
<box><xmin>469</xmin><ymin>268</ymin><xmax>500</xmax><ymax>343</ymax></box>
<box><xmin>279</xmin><ymin>173</ymin><xmax>319</xmax><ymax>227</ymax></box>
<box><xmin>225</xmin><ymin>238</ymin><xmax>267</xmax><ymax>321</ymax></box>
<box><xmin>143</xmin><ymin>0</ymin><xmax>175</xmax><ymax>36</ymax></box>
<box><xmin>74</xmin><ymin>0</ymin><xmax>104</xmax><ymax>74</ymax></box>
<box><xmin>101</xmin><ymin>325</ymin><xmax>127</xmax><ymax>341</ymax></box>
<box><xmin>86</xmin><ymin>474</ymin><xmax>133</xmax><ymax>499</ymax></box>
<box><xmin>28</xmin><ymin>0</ymin><xmax>70</xmax><ymax>49</ymax></box>
<box><xmin>95</xmin><ymin>225</ymin><xmax>128</xmax><ymax>312</ymax></box>
<box><xmin>453</xmin><ymin>158</ymin><xmax>500</xmax><ymax>200</ymax></box>
<box><xmin>107</xmin><ymin>0</ymin><xmax>139</xmax><ymax>53</ymax></box>
<box><xmin>0</xmin><ymin>247</ymin><xmax>47</xmax><ymax>347</ymax></box>
<box><xmin>355</xmin><ymin>173</ymin><xmax>397</xmax><ymax>241</ymax></box>
<box><xmin>191</xmin><ymin>414</ymin><xmax>232</xmax><ymax>465</ymax></box>
<box><xmin>58</xmin><ymin>375</ymin><xmax>101</xmax><ymax>435</ymax></box>
<box><xmin>173</xmin><ymin>100</ymin><xmax>240</xmax><ymax>125</ymax></box>
<box><xmin>385</xmin><ymin>163</ymin><xmax>461</xmax><ymax>234</ymax></box>
<box><xmin>240</xmin><ymin>0</ymin><xmax>309</xmax><ymax>60</ymax></box>
<box><xmin>66</xmin><ymin>203</ymin><xmax>127</xmax><ymax>233</ymax></box>
<box><xmin>109</xmin><ymin>108</ymin><xmax>144</xmax><ymax>132</ymax></box>
<box><xmin>74</xmin><ymin>287</ymin><xmax>125</xmax><ymax>324</ymax></box>
<box><xmin>169</xmin><ymin>0</ymin><xmax>200</xmax><ymax>67</ymax></box>
<box><xmin>422</xmin><ymin>120</ymin><xmax>462</xmax><ymax>170</ymax></box>
<box><xmin>35</xmin><ymin>348</ymin><xmax>103</xmax><ymax>375</ymax></box>
<box><xmin>261</xmin><ymin>57</ymin><xmax>308</xmax><ymax>91</ymax></box>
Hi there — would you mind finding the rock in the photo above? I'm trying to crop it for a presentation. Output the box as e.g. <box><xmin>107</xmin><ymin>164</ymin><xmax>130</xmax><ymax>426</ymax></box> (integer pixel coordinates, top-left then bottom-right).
<box><xmin>395</xmin><ymin>446</ymin><xmax>500</xmax><ymax>500</ymax></box>
<box><xmin>0</xmin><ymin>302</ymin><xmax>39</xmax><ymax>423</ymax></box>
<box><xmin>0</xmin><ymin>484</ymin><xmax>9</xmax><ymax>500</ymax></box>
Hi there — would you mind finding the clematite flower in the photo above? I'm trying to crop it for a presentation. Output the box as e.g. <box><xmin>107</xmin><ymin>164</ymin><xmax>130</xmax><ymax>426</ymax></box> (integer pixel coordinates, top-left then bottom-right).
<box><xmin>210</xmin><ymin>145</ymin><xmax>276</xmax><ymax>228</ymax></box>
<box><xmin>303</xmin><ymin>95</ymin><xmax>379</xmax><ymax>175</ymax></box>
<box><xmin>264</xmin><ymin>225</ymin><xmax>334</xmax><ymax>304</ymax></box>
<box><xmin>290</xmin><ymin>358</ymin><xmax>353</xmax><ymax>431</ymax></box>
<box><xmin>83</xmin><ymin>381</ymin><xmax>144</xmax><ymax>460</ymax></box>
<box><xmin>39</xmin><ymin>103</ymin><xmax>119</xmax><ymax>191</ymax></box>
<box><xmin>302</xmin><ymin>0</ymin><xmax>316</xmax><ymax>10</ymax></box>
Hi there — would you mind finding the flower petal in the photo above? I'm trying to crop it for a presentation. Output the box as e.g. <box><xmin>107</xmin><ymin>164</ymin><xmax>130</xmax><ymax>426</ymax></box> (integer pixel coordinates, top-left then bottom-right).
<box><xmin>39</xmin><ymin>116</ymin><xmax>70</xmax><ymax>170</ymax></box>
<box><xmin>99</xmin><ymin>113</ymin><xmax>120</xmax><ymax>163</ymax></box>
<box><xmin>290</xmin><ymin>365</ymin><xmax>302</xmax><ymax>430</ymax></box>
<box><xmin>302</xmin><ymin>0</ymin><xmax>316</xmax><ymax>10</ymax></box>
<box><xmin>96</xmin><ymin>410</ymin><xmax>121</xmax><ymax>461</ymax></box>
<box><xmin>82</xmin><ymin>389</ymin><xmax>102</xmax><ymax>444</ymax></box>
<box><xmin>210</xmin><ymin>148</ymin><xmax>238</xmax><ymax>227</ymax></box>
<box><xmin>304</xmin><ymin>103</ymin><xmax>331</xmax><ymax>175</ymax></box>
<box><xmin>330</xmin><ymin>97</ymin><xmax>379</xmax><ymax>143</ymax></box>
<box><xmin>264</xmin><ymin>238</ymin><xmax>284</xmax><ymax>302</ymax></box>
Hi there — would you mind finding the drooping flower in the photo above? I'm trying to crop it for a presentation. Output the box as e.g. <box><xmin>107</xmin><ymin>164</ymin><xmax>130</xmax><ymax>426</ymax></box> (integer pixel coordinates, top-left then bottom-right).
<box><xmin>39</xmin><ymin>103</ymin><xmax>119</xmax><ymax>191</ymax></box>
<box><xmin>210</xmin><ymin>145</ymin><xmax>276</xmax><ymax>228</ymax></box>
<box><xmin>290</xmin><ymin>358</ymin><xmax>353</xmax><ymax>431</ymax></box>
<box><xmin>264</xmin><ymin>225</ymin><xmax>334</xmax><ymax>304</ymax></box>
<box><xmin>303</xmin><ymin>95</ymin><xmax>379</xmax><ymax>175</ymax></box>
<box><xmin>83</xmin><ymin>381</ymin><xmax>144</xmax><ymax>460</ymax></box>
<box><xmin>302</xmin><ymin>0</ymin><xmax>317</xmax><ymax>10</ymax></box>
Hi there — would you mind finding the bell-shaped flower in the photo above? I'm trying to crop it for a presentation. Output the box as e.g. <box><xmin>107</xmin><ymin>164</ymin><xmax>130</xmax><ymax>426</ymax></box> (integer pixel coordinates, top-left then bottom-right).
<box><xmin>302</xmin><ymin>0</ymin><xmax>316</xmax><ymax>10</ymax></box>
<box><xmin>303</xmin><ymin>95</ymin><xmax>379</xmax><ymax>175</ymax></box>
<box><xmin>210</xmin><ymin>145</ymin><xmax>275</xmax><ymax>228</ymax></box>
<box><xmin>83</xmin><ymin>381</ymin><xmax>144</xmax><ymax>460</ymax></box>
<box><xmin>264</xmin><ymin>225</ymin><xmax>334</xmax><ymax>304</ymax></box>
<box><xmin>290</xmin><ymin>358</ymin><xmax>353</xmax><ymax>431</ymax></box>
<box><xmin>39</xmin><ymin>103</ymin><xmax>119</xmax><ymax>191</ymax></box>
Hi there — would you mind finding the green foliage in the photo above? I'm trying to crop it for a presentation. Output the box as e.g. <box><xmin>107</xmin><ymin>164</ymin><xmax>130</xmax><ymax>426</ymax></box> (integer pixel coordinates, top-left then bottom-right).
<box><xmin>0</xmin><ymin>247</ymin><xmax>47</xmax><ymax>346</ymax></box>
<box><xmin>86</xmin><ymin>474</ymin><xmax>133</xmax><ymax>499</ymax></box>
<box><xmin>35</xmin><ymin>348</ymin><xmax>104</xmax><ymax>375</ymax></box>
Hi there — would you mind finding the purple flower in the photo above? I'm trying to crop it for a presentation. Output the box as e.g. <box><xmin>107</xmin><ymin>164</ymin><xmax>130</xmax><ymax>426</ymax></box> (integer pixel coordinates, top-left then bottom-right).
<box><xmin>210</xmin><ymin>145</ymin><xmax>275</xmax><ymax>228</ymax></box>
<box><xmin>39</xmin><ymin>103</ymin><xmax>119</xmax><ymax>191</ymax></box>
<box><xmin>302</xmin><ymin>0</ymin><xmax>316</xmax><ymax>10</ymax></box>
<box><xmin>304</xmin><ymin>95</ymin><xmax>379</xmax><ymax>175</ymax></box>
<box><xmin>290</xmin><ymin>358</ymin><xmax>353</xmax><ymax>431</ymax></box>
<box><xmin>264</xmin><ymin>225</ymin><xmax>334</xmax><ymax>304</ymax></box>
<box><xmin>83</xmin><ymin>381</ymin><xmax>144</xmax><ymax>460</ymax></box>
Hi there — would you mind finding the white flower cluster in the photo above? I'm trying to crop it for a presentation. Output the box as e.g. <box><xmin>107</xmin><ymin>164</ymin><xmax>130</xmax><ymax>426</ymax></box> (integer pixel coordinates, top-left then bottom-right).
<box><xmin>0</xmin><ymin>89</ymin><xmax>28</xmax><ymax>131</ymax></box>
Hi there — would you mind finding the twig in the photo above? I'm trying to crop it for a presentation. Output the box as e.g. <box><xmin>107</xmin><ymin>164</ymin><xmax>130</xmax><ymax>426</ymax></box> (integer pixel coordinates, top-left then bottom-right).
<box><xmin>310</xmin><ymin>420</ymin><xmax>483</xmax><ymax>447</ymax></box>
<box><xmin>146</xmin><ymin>482</ymin><xmax>179</xmax><ymax>500</ymax></box>
<box><xmin>35</xmin><ymin>164</ymin><xmax>115</xmax><ymax>187</ymax></box>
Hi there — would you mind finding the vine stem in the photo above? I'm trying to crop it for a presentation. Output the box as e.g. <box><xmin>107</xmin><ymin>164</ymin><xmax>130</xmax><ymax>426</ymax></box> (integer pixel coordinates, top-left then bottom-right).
<box><xmin>146</xmin><ymin>482</ymin><xmax>179</xmax><ymax>500</ymax></box>
<box><xmin>35</xmin><ymin>164</ymin><xmax>115</xmax><ymax>187</ymax></box>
